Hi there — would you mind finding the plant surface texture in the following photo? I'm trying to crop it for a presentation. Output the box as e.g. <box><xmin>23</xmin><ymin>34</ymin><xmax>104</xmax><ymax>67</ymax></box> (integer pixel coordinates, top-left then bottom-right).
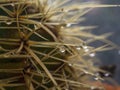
<box><xmin>0</xmin><ymin>0</ymin><xmax>119</xmax><ymax>90</ymax></box>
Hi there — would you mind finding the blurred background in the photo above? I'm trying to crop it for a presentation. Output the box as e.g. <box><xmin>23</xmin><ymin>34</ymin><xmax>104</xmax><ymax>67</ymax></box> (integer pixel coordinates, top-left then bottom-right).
<box><xmin>74</xmin><ymin>0</ymin><xmax>120</xmax><ymax>84</ymax></box>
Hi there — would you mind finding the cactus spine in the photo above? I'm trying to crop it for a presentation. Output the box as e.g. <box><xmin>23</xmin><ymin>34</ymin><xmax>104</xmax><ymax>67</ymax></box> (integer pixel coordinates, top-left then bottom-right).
<box><xmin>0</xmin><ymin>0</ymin><xmax>119</xmax><ymax>90</ymax></box>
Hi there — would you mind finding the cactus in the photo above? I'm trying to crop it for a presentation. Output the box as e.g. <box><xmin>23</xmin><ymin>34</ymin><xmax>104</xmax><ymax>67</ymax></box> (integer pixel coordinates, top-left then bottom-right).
<box><xmin>0</xmin><ymin>0</ymin><xmax>119</xmax><ymax>90</ymax></box>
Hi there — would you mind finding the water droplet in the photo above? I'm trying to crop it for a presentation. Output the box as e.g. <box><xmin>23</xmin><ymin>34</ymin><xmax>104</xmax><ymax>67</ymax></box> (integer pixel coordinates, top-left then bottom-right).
<box><xmin>94</xmin><ymin>77</ymin><xmax>99</xmax><ymax>80</ymax></box>
<box><xmin>83</xmin><ymin>46</ymin><xmax>88</xmax><ymax>49</ymax></box>
<box><xmin>89</xmin><ymin>53</ymin><xmax>96</xmax><ymax>57</ymax></box>
<box><xmin>84</xmin><ymin>48</ymin><xmax>89</xmax><ymax>52</ymax></box>
<box><xmin>105</xmin><ymin>73</ymin><xmax>110</xmax><ymax>77</ymax></box>
<box><xmin>60</xmin><ymin>47</ymin><xmax>65</xmax><ymax>53</ymax></box>
<box><xmin>66</xmin><ymin>23</ymin><xmax>71</xmax><ymax>27</ymax></box>
<box><xmin>84</xmin><ymin>71</ymin><xmax>89</xmax><ymax>74</ymax></box>
<box><xmin>68</xmin><ymin>63</ymin><xmax>72</xmax><ymax>66</ymax></box>
<box><xmin>83</xmin><ymin>46</ymin><xmax>89</xmax><ymax>52</ymax></box>
<box><xmin>76</xmin><ymin>46</ymin><xmax>81</xmax><ymax>50</ymax></box>
<box><xmin>5</xmin><ymin>20</ymin><xmax>12</xmax><ymax>25</ymax></box>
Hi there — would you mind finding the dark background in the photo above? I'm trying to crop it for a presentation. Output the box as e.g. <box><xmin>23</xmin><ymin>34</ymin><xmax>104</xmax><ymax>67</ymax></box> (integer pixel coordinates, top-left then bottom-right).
<box><xmin>74</xmin><ymin>0</ymin><xmax>120</xmax><ymax>84</ymax></box>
